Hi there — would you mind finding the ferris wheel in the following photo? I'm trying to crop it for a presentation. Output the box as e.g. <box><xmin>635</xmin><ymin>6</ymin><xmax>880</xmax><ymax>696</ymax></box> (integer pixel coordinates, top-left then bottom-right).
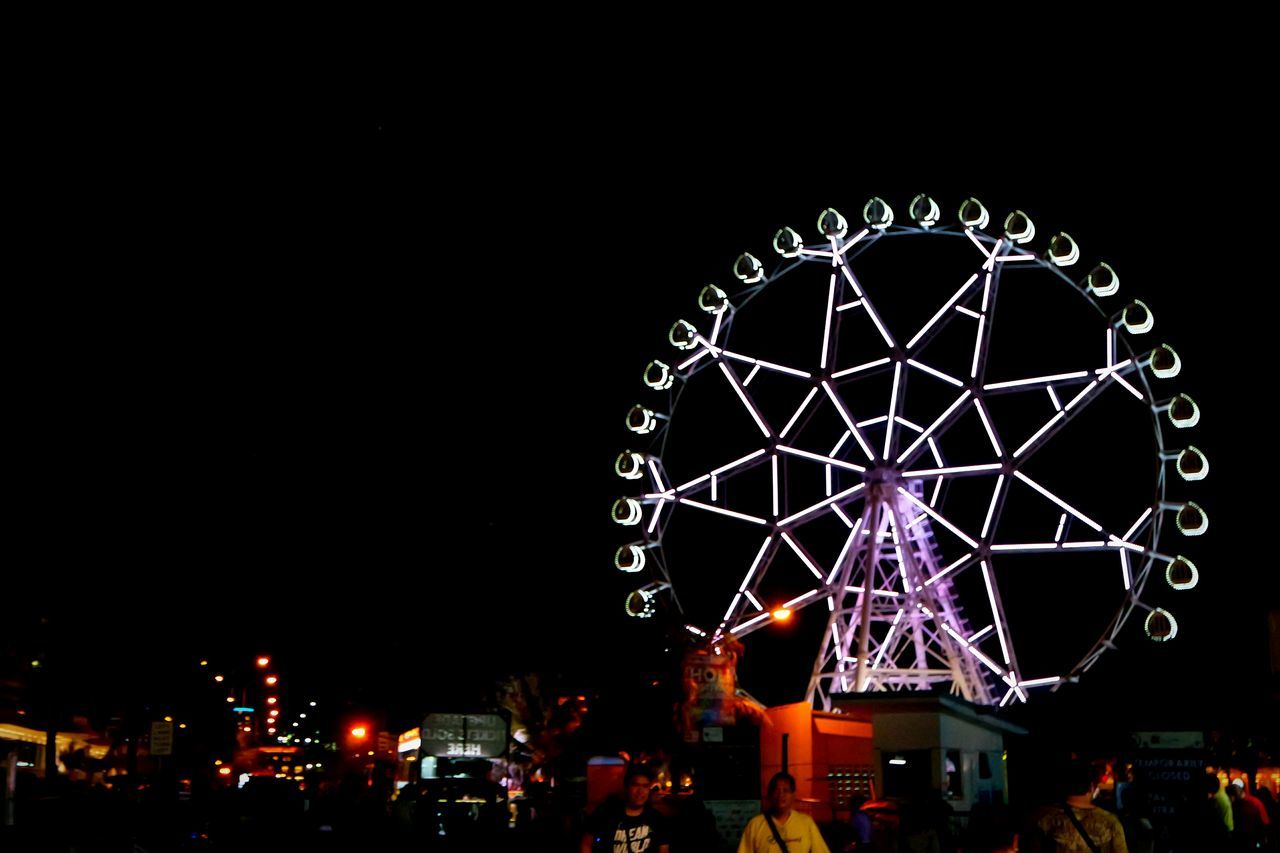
<box><xmin>612</xmin><ymin>196</ymin><xmax>1207</xmax><ymax>709</ymax></box>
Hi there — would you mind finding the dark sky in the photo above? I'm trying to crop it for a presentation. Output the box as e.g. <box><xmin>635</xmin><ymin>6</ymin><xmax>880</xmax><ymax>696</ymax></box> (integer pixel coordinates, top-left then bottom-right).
<box><xmin>10</xmin><ymin>78</ymin><xmax>1275</xmax><ymax>735</ymax></box>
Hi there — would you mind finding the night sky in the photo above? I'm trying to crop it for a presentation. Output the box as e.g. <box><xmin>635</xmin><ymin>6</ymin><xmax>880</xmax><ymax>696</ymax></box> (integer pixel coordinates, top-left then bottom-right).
<box><xmin>10</xmin><ymin>80</ymin><xmax>1275</xmax><ymax>740</ymax></box>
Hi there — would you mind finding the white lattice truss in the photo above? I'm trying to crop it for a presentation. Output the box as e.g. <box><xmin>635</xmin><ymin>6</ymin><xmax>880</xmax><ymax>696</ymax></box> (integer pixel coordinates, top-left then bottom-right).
<box><xmin>622</xmin><ymin>216</ymin><xmax>1202</xmax><ymax>708</ymax></box>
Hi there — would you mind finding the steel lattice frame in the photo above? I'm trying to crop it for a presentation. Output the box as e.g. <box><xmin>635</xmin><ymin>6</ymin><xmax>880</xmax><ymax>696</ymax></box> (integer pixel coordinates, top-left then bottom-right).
<box><xmin>612</xmin><ymin>199</ymin><xmax>1206</xmax><ymax>708</ymax></box>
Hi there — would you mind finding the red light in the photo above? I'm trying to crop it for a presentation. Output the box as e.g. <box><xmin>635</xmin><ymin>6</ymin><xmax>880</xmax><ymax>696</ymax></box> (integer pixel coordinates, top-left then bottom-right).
<box><xmin>771</xmin><ymin>607</ymin><xmax>793</xmax><ymax>621</ymax></box>
<box><xmin>350</xmin><ymin>726</ymin><xmax>368</xmax><ymax>740</ymax></box>
<box><xmin>266</xmin><ymin>676</ymin><xmax>278</xmax><ymax>685</ymax></box>
<box><xmin>256</xmin><ymin>657</ymin><xmax>270</xmax><ymax>668</ymax></box>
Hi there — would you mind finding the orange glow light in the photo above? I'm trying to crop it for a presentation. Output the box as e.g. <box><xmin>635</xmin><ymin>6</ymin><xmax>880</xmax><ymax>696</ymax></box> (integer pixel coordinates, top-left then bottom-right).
<box><xmin>214</xmin><ymin>675</ymin><xmax>224</xmax><ymax>682</ymax></box>
<box><xmin>266</xmin><ymin>697</ymin><xmax>277</xmax><ymax>705</ymax></box>
<box><xmin>266</xmin><ymin>676</ymin><xmax>278</xmax><ymax>685</ymax></box>
<box><xmin>350</xmin><ymin>726</ymin><xmax>368</xmax><ymax>739</ymax></box>
<box><xmin>269</xmin><ymin>710</ymin><xmax>279</xmax><ymax>717</ymax></box>
<box><xmin>257</xmin><ymin>657</ymin><xmax>270</xmax><ymax>668</ymax></box>
<box><xmin>218</xmin><ymin>767</ymin><xmax>232</xmax><ymax>776</ymax></box>
<box><xmin>225</xmin><ymin>697</ymin><xmax>235</xmax><ymax>703</ymax></box>
<box><xmin>771</xmin><ymin>607</ymin><xmax>793</xmax><ymax>621</ymax></box>
<box><xmin>242</xmin><ymin>726</ymin><xmax>252</xmax><ymax>732</ymax></box>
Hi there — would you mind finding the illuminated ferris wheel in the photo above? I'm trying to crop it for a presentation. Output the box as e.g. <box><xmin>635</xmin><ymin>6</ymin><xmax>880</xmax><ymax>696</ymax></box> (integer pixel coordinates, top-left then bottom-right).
<box><xmin>611</xmin><ymin>196</ymin><xmax>1207</xmax><ymax>709</ymax></box>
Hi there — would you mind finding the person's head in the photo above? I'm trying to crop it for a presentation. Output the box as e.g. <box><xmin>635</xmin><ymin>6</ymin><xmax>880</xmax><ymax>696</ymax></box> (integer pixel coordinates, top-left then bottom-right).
<box><xmin>767</xmin><ymin>772</ymin><xmax>796</xmax><ymax>813</ymax></box>
<box><xmin>623</xmin><ymin>765</ymin><xmax>654</xmax><ymax>810</ymax></box>
<box><xmin>1204</xmin><ymin>772</ymin><xmax>1222</xmax><ymax>797</ymax></box>
<box><xmin>1062</xmin><ymin>760</ymin><xmax>1101</xmax><ymax>799</ymax></box>
<box><xmin>1226</xmin><ymin>778</ymin><xmax>1244</xmax><ymax>801</ymax></box>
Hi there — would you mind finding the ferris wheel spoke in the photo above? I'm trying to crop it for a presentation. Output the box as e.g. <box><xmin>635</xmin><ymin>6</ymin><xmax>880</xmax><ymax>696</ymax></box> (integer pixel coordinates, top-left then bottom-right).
<box><xmin>717</xmin><ymin>361</ymin><xmax>773</xmax><ymax>438</ymax></box>
<box><xmin>905</xmin><ymin>273</ymin><xmax>981</xmax><ymax>351</ymax></box>
<box><xmin>834</xmin><ymin>252</ymin><xmax>896</xmax><ymax>349</ymax></box>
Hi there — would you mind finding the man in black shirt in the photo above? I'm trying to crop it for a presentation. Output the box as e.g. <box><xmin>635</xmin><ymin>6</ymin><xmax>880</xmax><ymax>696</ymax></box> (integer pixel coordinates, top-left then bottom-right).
<box><xmin>581</xmin><ymin>764</ymin><xmax>671</xmax><ymax>853</ymax></box>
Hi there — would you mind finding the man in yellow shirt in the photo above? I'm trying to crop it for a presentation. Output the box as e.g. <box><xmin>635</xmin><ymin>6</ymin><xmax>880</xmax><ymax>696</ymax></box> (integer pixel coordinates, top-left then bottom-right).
<box><xmin>737</xmin><ymin>772</ymin><xmax>831</xmax><ymax>853</ymax></box>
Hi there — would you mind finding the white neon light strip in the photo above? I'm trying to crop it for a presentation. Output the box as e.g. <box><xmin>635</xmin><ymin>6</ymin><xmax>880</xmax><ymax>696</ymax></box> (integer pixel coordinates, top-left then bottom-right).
<box><xmin>771</xmin><ymin>455</ymin><xmax>779</xmax><ymax>517</ymax></box>
<box><xmin>647</xmin><ymin>500</ymin><xmax>665</xmax><ymax>534</ymax></box>
<box><xmin>872</xmin><ymin>609</ymin><xmax>905</xmax><ymax>669</ymax></box>
<box><xmin>1064</xmin><ymin>380</ymin><xmax>1099</xmax><ymax>412</ymax></box>
<box><xmin>711</xmin><ymin>475</ymin><xmax>717</xmax><ymax>501</ymax></box>
<box><xmin>679</xmin><ymin>498</ymin><xmax>768</xmax><ymax>525</ymax></box>
<box><xmin>641</xmin><ymin>491</ymin><xmax>675</xmax><ymax>500</ymax></box>
<box><xmin>985</xmin><ymin>371</ymin><xmax>1090</xmax><ymax>390</ymax></box>
<box><xmin>1013</xmin><ymin>471</ymin><xmax>1103</xmax><ymax>531</ymax></box>
<box><xmin>780</xmin><ymin>387</ymin><xmax>820</xmax><ymax>439</ymax></box>
<box><xmin>721</xmin><ymin>362</ymin><xmax>771</xmax><ymax>437</ymax></box>
<box><xmin>781</xmin><ymin>532</ymin><xmax>826</xmax><ymax>579</ymax></box>
<box><xmin>905</xmin><ymin>463</ymin><xmax>1003</xmax><ymax>477</ymax></box>
<box><xmin>838</xmin><ymin>229</ymin><xmax>870</xmax><ymax>254</ymax></box>
<box><xmin>1062</xmin><ymin>541</ymin><xmax>1107</xmax><ymax>549</ymax></box>
<box><xmin>1096</xmin><ymin>358</ymin><xmax>1133</xmax><ymax>376</ymax></box>
<box><xmin>799</xmin><ymin>247</ymin><xmax>834</xmax><ymax>258</ymax></box>
<box><xmin>821</xmin><ymin>274</ymin><xmax>836</xmax><ymax>370</ymax></box>
<box><xmin>827</xmin><ymin>527</ymin><xmax>860</xmax><ymax>584</ymax></box>
<box><xmin>830</xmin><ymin>431</ymin><xmax>851</xmax><ymax>455</ymax></box>
<box><xmin>825</xmin><ymin>464</ymin><xmax>832</xmax><ymax>496</ymax></box>
<box><xmin>1120</xmin><ymin>549</ymin><xmax>1132</xmax><ymax>591</ymax></box>
<box><xmin>832</xmin><ymin>357</ymin><xmax>892</xmax><ymax>379</ymax></box>
<box><xmin>955</xmin><ymin>305</ymin><xmax>981</xmax><ymax>319</ymax></box>
<box><xmin>897</xmin><ymin>487</ymin><xmax>979</xmax><ymax>548</ymax></box>
<box><xmin>831</xmin><ymin>623</ymin><xmax>840</xmax><ymax>647</ymax></box>
<box><xmin>930</xmin><ymin>476</ymin><xmax>943</xmax><ymax>508</ymax></box>
<box><xmin>832</xmin><ymin>505</ymin><xmax>855</xmax><ymax>528</ymax></box>
<box><xmin>784</xmin><ymin>589</ymin><xmax>820</xmax><ymax>608</ymax></box>
<box><xmin>1106</xmin><ymin>328</ymin><xmax>1113</xmax><ymax>367</ymax></box>
<box><xmin>1012</xmin><ymin>411</ymin><xmax>1064</xmax><ymax>458</ymax></box>
<box><xmin>730</xmin><ymin>612</ymin><xmax>770</xmax><ymax>634</ymax></box>
<box><xmin>779</xmin><ymin>483</ymin><xmax>866</xmax><ymax>527</ymax></box>
<box><xmin>1111</xmin><ymin>373</ymin><xmax>1144</xmax><ymax>400</ymax></box>
<box><xmin>777</xmin><ymin>445</ymin><xmax>866</xmax><ymax>472</ymax></box>
<box><xmin>883</xmin><ymin>362</ymin><xmax>902</xmax><ymax>458</ymax></box>
<box><xmin>963</xmin><ymin>639</ymin><xmax>1004</xmax><ymax>676</ymax></box>
<box><xmin>822</xmin><ymin>382</ymin><xmax>876</xmax><ymax>460</ymax></box>
<box><xmin>928</xmin><ymin>437</ymin><xmax>943</xmax><ymax>466</ymax></box>
<box><xmin>907</xmin><ymin>274</ymin><xmax>979</xmax><ymax>350</ymax></box>
<box><xmin>739</xmin><ymin>537</ymin><xmax>773</xmax><ymax>592</ymax></box>
<box><xmin>981</xmin><ymin>475</ymin><xmax>1005</xmax><ymax>538</ymax></box>
<box><xmin>895</xmin><ymin>416</ymin><xmax>924</xmax><ymax>432</ymax></box>
<box><xmin>897</xmin><ymin>391</ymin><xmax>972</xmax><ymax>463</ymax></box>
<box><xmin>648</xmin><ymin>459</ymin><xmax>666</xmax><ymax>491</ymax></box>
<box><xmin>966</xmin><ymin>229</ymin><xmax>990</xmax><ymax>256</ymax></box>
<box><xmin>838</xmin><ymin>263</ymin><xmax>865</xmax><ymax>299</ymax></box>
<box><xmin>678</xmin><ymin>349</ymin><xmax>711</xmax><ymax>370</ymax></box>
<box><xmin>969</xmin><ymin>625</ymin><xmax>994</xmax><ymax>643</ymax></box>
<box><xmin>724</xmin><ymin>593</ymin><xmax>742</xmax><ymax>621</ymax></box>
<box><xmin>1018</xmin><ymin>676</ymin><xmax>1063</xmax><ymax>688</ymax></box>
<box><xmin>907</xmin><ymin>358</ymin><xmax>964</xmax><ymax>387</ymax></box>
<box><xmin>754</xmin><ymin>358</ymin><xmax>811</xmax><ymax>378</ymax></box>
<box><xmin>1000</xmin><ymin>689</ymin><xmax>1015</xmax><ymax>708</ymax></box>
<box><xmin>970</xmin><ymin>315</ymin><xmax>986</xmax><ymax>378</ymax></box>
<box><xmin>677</xmin><ymin>473</ymin><xmax>711</xmax><ymax>492</ymax></box>
<box><xmin>744</xmin><ymin>590</ymin><xmax>763</xmax><ymax>611</ymax></box>
<box><xmin>1047</xmin><ymin>386</ymin><xmax>1062</xmax><ymax>412</ymax></box>
<box><xmin>1123</xmin><ymin>507</ymin><xmax>1153</xmax><ymax>540</ymax></box>
<box><xmin>967</xmin><ymin>400</ymin><xmax>1001</xmax><ymax>459</ymax></box>
<box><xmin>836</xmin><ymin>300</ymin><xmax>862</xmax><ymax>312</ymax></box>
<box><xmin>692</xmin><ymin>335</ymin><xmax>723</xmax><ymax>356</ymax></box>
<box><xmin>982</xmin><ymin>239</ymin><xmax>1003</xmax><ymax>271</ymax></box>
<box><xmin>857</xmin><ymin>415</ymin><xmax>888</xmax><ymax>427</ymax></box>
<box><xmin>710</xmin><ymin>309</ymin><xmax>724</xmax><ymax>344</ymax></box>
<box><xmin>906</xmin><ymin>512</ymin><xmax>927</xmax><ymax>530</ymax></box>
<box><xmin>743</xmin><ymin>364</ymin><xmax>762</xmax><ymax>386</ymax></box>
<box><xmin>995</xmin><ymin>254</ymin><xmax>1036</xmax><ymax>262</ymax></box>
<box><xmin>723</xmin><ymin>351</ymin><xmax>756</xmax><ymax>365</ymax></box>
<box><xmin>685</xmin><ymin>625</ymin><xmax>707</xmax><ymax>638</ymax></box>
<box><xmin>712</xmin><ymin>448</ymin><xmax>768</xmax><ymax>476</ymax></box>
<box><xmin>1054</xmin><ymin>513</ymin><xmax>1067</xmax><ymax>542</ymax></box>
<box><xmin>981</xmin><ymin>561</ymin><xmax>1011</xmax><ymax>664</ymax></box>
<box><xmin>982</xmin><ymin>272</ymin><xmax>992</xmax><ymax>312</ymax></box>
<box><xmin>990</xmin><ymin>543</ymin><xmax>1060</xmax><ymax>551</ymax></box>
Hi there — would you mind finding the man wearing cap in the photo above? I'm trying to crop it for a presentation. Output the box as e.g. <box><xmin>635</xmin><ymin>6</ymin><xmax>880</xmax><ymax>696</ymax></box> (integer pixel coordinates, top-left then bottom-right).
<box><xmin>1226</xmin><ymin>778</ymin><xmax>1270</xmax><ymax>849</ymax></box>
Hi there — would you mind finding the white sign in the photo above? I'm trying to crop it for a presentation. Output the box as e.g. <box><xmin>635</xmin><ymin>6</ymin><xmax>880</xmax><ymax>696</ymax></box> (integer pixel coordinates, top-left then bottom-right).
<box><xmin>150</xmin><ymin>721</ymin><xmax>174</xmax><ymax>756</ymax></box>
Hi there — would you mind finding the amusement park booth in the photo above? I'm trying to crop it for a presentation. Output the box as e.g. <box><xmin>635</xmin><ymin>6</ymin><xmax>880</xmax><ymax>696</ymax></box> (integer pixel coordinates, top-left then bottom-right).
<box><xmin>760</xmin><ymin>693</ymin><xmax>1024</xmax><ymax>822</ymax></box>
